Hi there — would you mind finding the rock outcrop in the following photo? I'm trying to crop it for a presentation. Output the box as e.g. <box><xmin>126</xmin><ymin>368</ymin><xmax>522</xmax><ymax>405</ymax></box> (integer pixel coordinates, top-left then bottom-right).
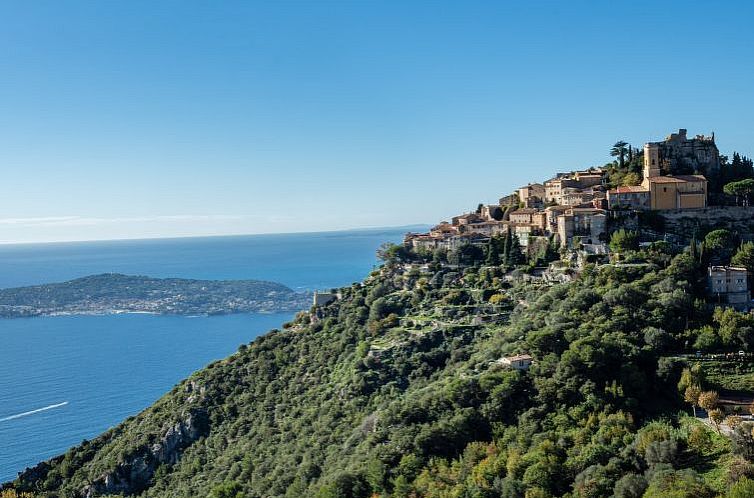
<box><xmin>82</xmin><ymin>409</ymin><xmax>209</xmax><ymax>497</ymax></box>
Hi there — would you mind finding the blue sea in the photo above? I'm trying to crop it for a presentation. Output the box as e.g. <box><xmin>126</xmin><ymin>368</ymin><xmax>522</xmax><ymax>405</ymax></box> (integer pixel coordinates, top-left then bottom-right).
<box><xmin>0</xmin><ymin>228</ymin><xmax>412</xmax><ymax>482</ymax></box>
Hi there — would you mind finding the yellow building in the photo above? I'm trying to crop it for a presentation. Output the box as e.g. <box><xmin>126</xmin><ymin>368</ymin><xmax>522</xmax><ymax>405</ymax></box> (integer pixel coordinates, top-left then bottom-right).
<box><xmin>641</xmin><ymin>145</ymin><xmax>708</xmax><ymax>209</ymax></box>
<box><xmin>645</xmin><ymin>175</ymin><xmax>708</xmax><ymax>209</ymax></box>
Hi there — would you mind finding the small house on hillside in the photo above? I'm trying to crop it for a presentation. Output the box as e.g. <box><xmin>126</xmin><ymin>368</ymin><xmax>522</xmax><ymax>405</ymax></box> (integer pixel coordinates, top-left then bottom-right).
<box><xmin>499</xmin><ymin>354</ymin><xmax>533</xmax><ymax>371</ymax></box>
<box><xmin>313</xmin><ymin>291</ymin><xmax>339</xmax><ymax>307</ymax></box>
<box><xmin>708</xmin><ymin>266</ymin><xmax>750</xmax><ymax>309</ymax></box>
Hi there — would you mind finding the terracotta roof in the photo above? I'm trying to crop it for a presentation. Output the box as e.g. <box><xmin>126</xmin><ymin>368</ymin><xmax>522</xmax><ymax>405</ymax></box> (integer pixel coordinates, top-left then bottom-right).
<box><xmin>649</xmin><ymin>175</ymin><xmax>707</xmax><ymax>184</ymax></box>
<box><xmin>609</xmin><ymin>185</ymin><xmax>648</xmax><ymax>193</ymax></box>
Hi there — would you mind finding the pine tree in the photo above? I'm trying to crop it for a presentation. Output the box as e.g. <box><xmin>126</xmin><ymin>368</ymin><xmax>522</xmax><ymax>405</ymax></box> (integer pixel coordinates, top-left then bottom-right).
<box><xmin>507</xmin><ymin>233</ymin><xmax>524</xmax><ymax>266</ymax></box>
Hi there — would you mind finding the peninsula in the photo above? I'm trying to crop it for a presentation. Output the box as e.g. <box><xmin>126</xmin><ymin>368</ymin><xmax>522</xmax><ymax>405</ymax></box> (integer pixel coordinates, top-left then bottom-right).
<box><xmin>0</xmin><ymin>273</ymin><xmax>311</xmax><ymax>317</ymax></box>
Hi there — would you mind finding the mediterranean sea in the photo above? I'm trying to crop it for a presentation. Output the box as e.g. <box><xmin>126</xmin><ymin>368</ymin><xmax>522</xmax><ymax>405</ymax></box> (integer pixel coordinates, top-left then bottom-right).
<box><xmin>0</xmin><ymin>227</ymin><xmax>414</xmax><ymax>481</ymax></box>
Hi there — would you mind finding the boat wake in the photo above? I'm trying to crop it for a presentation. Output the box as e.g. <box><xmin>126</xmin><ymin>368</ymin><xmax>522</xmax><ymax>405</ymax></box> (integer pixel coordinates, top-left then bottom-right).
<box><xmin>0</xmin><ymin>401</ymin><xmax>69</xmax><ymax>422</ymax></box>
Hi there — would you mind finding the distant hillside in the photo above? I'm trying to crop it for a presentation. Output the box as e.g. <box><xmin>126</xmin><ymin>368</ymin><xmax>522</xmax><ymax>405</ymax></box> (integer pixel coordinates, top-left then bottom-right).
<box><xmin>0</xmin><ymin>274</ymin><xmax>311</xmax><ymax>317</ymax></box>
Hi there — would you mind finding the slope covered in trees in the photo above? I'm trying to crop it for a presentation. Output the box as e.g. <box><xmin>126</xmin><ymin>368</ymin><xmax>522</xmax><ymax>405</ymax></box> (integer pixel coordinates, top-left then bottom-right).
<box><xmin>8</xmin><ymin>239</ymin><xmax>754</xmax><ymax>498</ymax></box>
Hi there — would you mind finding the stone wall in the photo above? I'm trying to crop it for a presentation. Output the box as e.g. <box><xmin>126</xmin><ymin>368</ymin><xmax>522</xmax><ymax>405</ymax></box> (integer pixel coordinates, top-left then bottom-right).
<box><xmin>659</xmin><ymin>207</ymin><xmax>754</xmax><ymax>238</ymax></box>
<box><xmin>608</xmin><ymin>206</ymin><xmax>754</xmax><ymax>245</ymax></box>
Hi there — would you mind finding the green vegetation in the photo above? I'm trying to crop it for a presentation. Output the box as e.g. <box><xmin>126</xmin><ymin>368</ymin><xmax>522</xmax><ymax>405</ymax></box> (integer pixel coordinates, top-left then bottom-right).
<box><xmin>0</xmin><ymin>273</ymin><xmax>309</xmax><ymax>317</ymax></box>
<box><xmin>8</xmin><ymin>238</ymin><xmax>754</xmax><ymax>498</ymax></box>
<box><xmin>609</xmin><ymin>228</ymin><xmax>640</xmax><ymax>253</ymax></box>
<box><xmin>723</xmin><ymin>179</ymin><xmax>754</xmax><ymax>207</ymax></box>
<box><xmin>731</xmin><ymin>242</ymin><xmax>754</xmax><ymax>271</ymax></box>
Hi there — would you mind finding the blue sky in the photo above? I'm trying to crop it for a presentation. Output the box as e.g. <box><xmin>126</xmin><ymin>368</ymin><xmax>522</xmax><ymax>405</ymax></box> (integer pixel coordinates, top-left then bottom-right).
<box><xmin>0</xmin><ymin>1</ymin><xmax>752</xmax><ymax>243</ymax></box>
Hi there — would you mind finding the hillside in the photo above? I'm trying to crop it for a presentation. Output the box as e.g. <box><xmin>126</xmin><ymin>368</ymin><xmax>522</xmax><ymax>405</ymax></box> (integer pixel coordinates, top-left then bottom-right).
<box><xmin>8</xmin><ymin>240</ymin><xmax>754</xmax><ymax>497</ymax></box>
<box><xmin>0</xmin><ymin>274</ymin><xmax>310</xmax><ymax>317</ymax></box>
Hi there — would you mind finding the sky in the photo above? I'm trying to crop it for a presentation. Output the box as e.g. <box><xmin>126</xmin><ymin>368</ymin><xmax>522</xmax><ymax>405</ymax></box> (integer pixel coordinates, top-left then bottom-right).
<box><xmin>0</xmin><ymin>0</ymin><xmax>753</xmax><ymax>243</ymax></box>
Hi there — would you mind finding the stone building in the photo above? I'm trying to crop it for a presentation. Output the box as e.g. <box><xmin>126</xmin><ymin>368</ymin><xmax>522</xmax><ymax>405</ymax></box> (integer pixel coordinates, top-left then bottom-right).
<box><xmin>509</xmin><ymin>208</ymin><xmax>540</xmax><ymax>224</ymax></box>
<box><xmin>313</xmin><ymin>291</ymin><xmax>339</xmax><ymax>307</ymax></box>
<box><xmin>518</xmin><ymin>183</ymin><xmax>546</xmax><ymax>204</ymax></box>
<box><xmin>452</xmin><ymin>213</ymin><xmax>484</xmax><ymax>226</ymax></box>
<box><xmin>545</xmin><ymin>178</ymin><xmax>580</xmax><ymax>204</ymax></box>
<box><xmin>708</xmin><ymin>266</ymin><xmax>750</xmax><ymax>309</ymax></box>
<box><xmin>645</xmin><ymin>128</ymin><xmax>720</xmax><ymax>177</ymax></box>
<box><xmin>499</xmin><ymin>194</ymin><xmax>519</xmax><ymax>207</ymax></box>
<box><xmin>545</xmin><ymin>205</ymin><xmax>570</xmax><ymax>233</ymax></box>
<box><xmin>645</xmin><ymin>175</ymin><xmax>708</xmax><ymax>209</ymax></box>
<box><xmin>574</xmin><ymin>170</ymin><xmax>605</xmax><ymax>187</ymax></box>
<box><xmin>607</xmin><ymin>185</ymin><xmax>651</xmax><ymax>210</ymax></box>
<box><xmin>642</xmin><ymin>147</ymin><xmax>708</xmax><ymax>209</ymax></box>
<box><xmin>499</xmin><ymin>354</ymin><xmax>533</xmax><ymax>371</ymax></box>
<box><xmin>458</xmin><ymin>220</ymin><xmax>504</xmax><ymax>237</ymax></box>
<box><xmin>557</xmin><ymin>207</ymin><xmax>607</xmax><ymax>247</ymax></box>
<box><xmin>480</xmin><ymin>204</ymin><xmax>504</xmax><ymax>221</ymax></box>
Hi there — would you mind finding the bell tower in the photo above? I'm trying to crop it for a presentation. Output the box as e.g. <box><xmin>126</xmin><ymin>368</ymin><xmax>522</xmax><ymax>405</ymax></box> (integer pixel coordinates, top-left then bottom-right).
<box><xmin>643</xmin><ymin>143</ymin><xmax>662</xmax><ymax>187</ymax></box>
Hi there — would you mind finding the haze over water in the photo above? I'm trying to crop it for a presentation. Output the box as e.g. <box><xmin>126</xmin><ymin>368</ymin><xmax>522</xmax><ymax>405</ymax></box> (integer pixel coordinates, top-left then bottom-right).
<box><xmin>0</xmin><ymin>228</ymin><xmax>410</xmax><ymax>481</ymax></box>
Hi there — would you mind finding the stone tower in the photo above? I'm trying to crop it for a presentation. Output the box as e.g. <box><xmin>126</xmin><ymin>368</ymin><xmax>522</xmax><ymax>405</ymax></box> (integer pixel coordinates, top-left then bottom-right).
<box><xmin>642</xmin><ymin>143</ymin><xmax>662</xmax><ymax>187</ymax></box>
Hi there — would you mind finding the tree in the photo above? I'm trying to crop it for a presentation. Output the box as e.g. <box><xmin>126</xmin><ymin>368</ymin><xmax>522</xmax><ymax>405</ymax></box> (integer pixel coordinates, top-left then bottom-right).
<box><xmin>316</xmin><ymin>472</ymin><xmax>369</xmax><ymax>498</ymax></box>
<box><xmin>684</xmin><ymin>385</ymin><xmax>702</xmax><ymax>417</ymax></box>
<box><xmin>732</xmin><ymin>242</ymin><xmax>754</xmax><ymax>271</ymax></box>
<box><xmin>704</xmin><ymin>229</ymin><xmax>739</xmax><ymax>261</ymax></box>
<box><xmin>622</xmin><ymin>172</ymin><xmax>642</xmax><ymax>186</ymax></box>
<box><xmin>727</xmin><ymin>415</ymin><xmax>744</xmax><ymax>430</ymax></box>
<box><xmin>724</xmin><ymin>179</ymin><xmax>754</xmax><ymax>206</ymax></box>
<box><xmin>613</xmin><ymin>474</ymin><xmax>647</xmax><ymax>498</ymax></box>
<box><xmin>709</xmin><ymin>408</ymin><xmax>725</xmax><ymax>434</ymax></box>
<box><xmin>209</xmin><ymin>482</ymin><xmax>245</xmax><ymax>498</ymax></box>
<box><xmin>611</xmin><ymin>141</ymin><xmax>629</xmax><ymax>169</ymax></box>
<box><xmin>678</xmin><ymin>365</ymin><xmax>705</xmax><ymax>394</ymax></box>
<box><xmin>732</xmin><ymin>422</ymin><xmax>754</xmax><ymax>461</ymax></box>
<box><xmin>449</xmin><ymin>243</ymin><xmax>485</xmax><ymax>266</ymax></box>
<box><xmin>609</xmin><ymin>229</ymin><xmax>639</xmax><ymax>253</ymax></box>
<box><xmin>377</xmin><ymin>243</ymin><xmax>410</xmax><ymax>264</ymax></box>
<box><xmin>704</xmin><ymin>229</ymin><xmax>735</xmax><ymax>250</ymax></box>
<box><xmin>698</xmin><ymin>390</ymin><xmax>719</xmax><ymax>413</ymax></box>
<box><xmin>713</xmin><ymin>307</ymin><xmax>754</xmax><ymax>348</ymax></box>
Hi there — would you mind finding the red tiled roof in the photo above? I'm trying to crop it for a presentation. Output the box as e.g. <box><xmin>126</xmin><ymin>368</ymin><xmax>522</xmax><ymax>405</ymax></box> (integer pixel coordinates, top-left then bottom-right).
<box><xmin>649</xmin><ymin>175</ymin><xmax>707</xmax><ymax>184</ymax></box>
<box><xmin>609</xmin><ymin>185</ymin><xmax>648</xmax><ymax>193</ymax></box>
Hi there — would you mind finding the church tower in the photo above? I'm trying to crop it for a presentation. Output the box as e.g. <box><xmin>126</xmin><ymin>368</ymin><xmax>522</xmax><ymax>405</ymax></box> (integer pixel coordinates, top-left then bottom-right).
<box><xmin>642</xmin><ymin>143</ymin><xmax>662</xmax><ymax>187</ymax></box>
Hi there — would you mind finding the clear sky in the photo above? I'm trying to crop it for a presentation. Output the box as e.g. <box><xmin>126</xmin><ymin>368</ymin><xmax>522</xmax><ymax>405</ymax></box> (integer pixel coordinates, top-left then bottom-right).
<box><xmin>1</xmin><ymin>1</ymin><xmax>753</xmax><ymax>243</ymax></box>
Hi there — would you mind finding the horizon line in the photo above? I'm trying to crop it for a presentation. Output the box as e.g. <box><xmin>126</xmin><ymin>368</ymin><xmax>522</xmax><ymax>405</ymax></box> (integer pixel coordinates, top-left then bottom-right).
<box><xmin>0</xmin><ymin>223</ymin><xmax>431</xmax><ymax>248</ymax></box>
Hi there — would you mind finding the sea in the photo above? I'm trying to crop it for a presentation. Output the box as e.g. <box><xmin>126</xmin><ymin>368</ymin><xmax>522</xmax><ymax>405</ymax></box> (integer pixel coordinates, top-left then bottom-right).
<box><xmin>0</xmin><ymin>227</ymin><xmax>414</xmax><ymax>482</ymax></box>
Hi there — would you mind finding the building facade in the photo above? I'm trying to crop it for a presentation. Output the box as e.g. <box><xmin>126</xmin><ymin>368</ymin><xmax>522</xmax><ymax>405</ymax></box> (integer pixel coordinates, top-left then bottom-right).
<box><xmin>708</xmin><ymin>266</ymin><xmax>750</xmax><ymax>309</ymax></box>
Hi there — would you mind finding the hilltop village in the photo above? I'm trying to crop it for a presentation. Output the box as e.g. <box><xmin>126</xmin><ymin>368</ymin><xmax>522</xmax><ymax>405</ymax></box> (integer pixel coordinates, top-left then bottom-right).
<box><xmin>406</xmin><ymin>128</ymin><xmax>717</xmax><ymax>255</ymax></box>
<box><xmin>402</xmin><ymin>128</ymin><xmax>754</xmax><ymax>307</ymax></box>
